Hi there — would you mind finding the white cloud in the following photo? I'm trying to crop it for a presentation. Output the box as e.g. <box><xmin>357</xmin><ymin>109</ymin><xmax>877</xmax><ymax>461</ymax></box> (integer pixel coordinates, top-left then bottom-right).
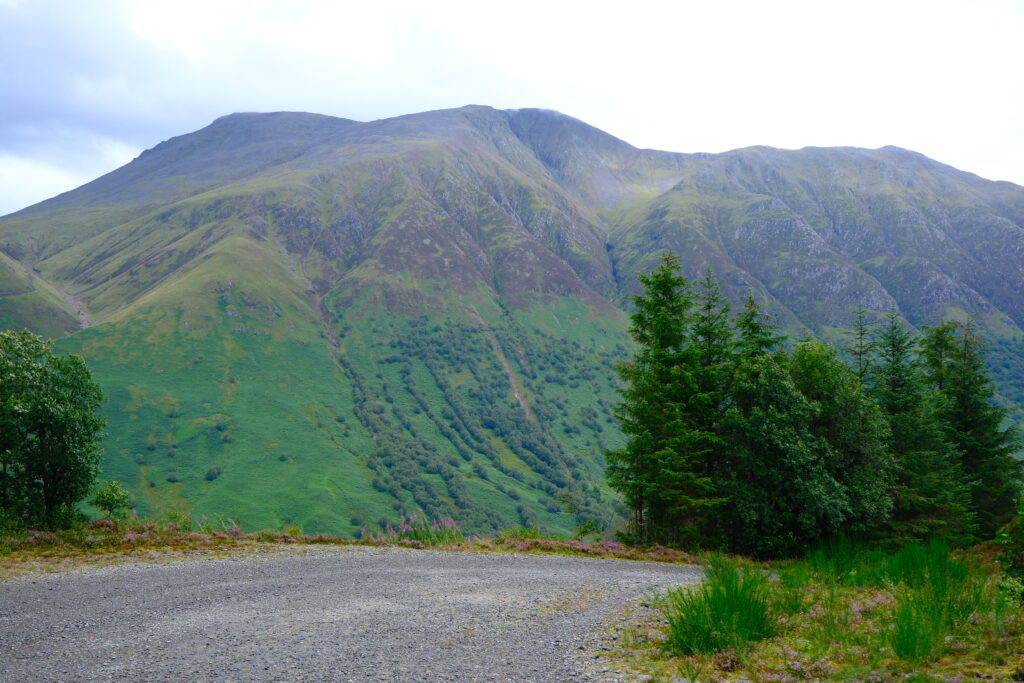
<box><xmin>129</xmin><ymin>0</ymin><xmax>248</xmax><ymax>63</ymax></box>
<box><xmin>0</xmin><ymin>136</ymin><xmax>139</xmax><ymax>216</ymax></box>
<box><xmin>1</xmin><ymin>0</ymin><xmax>1022</xmax><ymax>212</ymax></box>
<box><xmin>0</xmin><ymin>155</ymin><xmax>84</xmax><ymax>216</ymax></box>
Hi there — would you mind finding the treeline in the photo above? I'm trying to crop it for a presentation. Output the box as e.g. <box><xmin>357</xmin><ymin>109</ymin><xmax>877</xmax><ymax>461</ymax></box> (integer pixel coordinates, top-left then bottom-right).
<box><xmin>607</xmin><ymin>255</ymin><xmax>1023</xmax><ymax>558</ymax></box>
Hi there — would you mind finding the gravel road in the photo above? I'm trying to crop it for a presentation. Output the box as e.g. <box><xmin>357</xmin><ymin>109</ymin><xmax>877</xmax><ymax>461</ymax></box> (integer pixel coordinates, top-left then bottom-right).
<box><xmin>0</xmin><ymin>546</ymin><xmax>701</xmax><ymax>682</ymax></box>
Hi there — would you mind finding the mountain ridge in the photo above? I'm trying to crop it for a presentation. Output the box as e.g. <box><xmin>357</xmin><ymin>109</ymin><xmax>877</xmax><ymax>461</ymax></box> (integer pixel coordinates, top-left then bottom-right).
<box><xmin>2</xmin><ymin>106</ymin><xmax>1022</xmax><ymax>534</ymax></box>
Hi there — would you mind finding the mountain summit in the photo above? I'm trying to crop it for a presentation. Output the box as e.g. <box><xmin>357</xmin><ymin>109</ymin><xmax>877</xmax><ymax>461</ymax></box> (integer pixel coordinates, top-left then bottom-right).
<box><xmin>2</xmin><ymin>106</ymin><xmax>1022</xmax><ymax>533</ymax></box>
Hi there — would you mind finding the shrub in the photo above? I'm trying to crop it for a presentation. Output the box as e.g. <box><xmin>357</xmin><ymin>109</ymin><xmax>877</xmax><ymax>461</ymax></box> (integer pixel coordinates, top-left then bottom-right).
<box><xmin>573</xmin><ymin>518</ymin><xmax>601</xmax><ymax>540</ymax></box>
<box><xmin>162</xmin><ymin>510</ymin><xmax>192</xmax><ymax>531</ymax></box>
<box><xmin>90</xmin><ymin>480</ymin><xmax>132</xmax><ymax>520</ymax></box>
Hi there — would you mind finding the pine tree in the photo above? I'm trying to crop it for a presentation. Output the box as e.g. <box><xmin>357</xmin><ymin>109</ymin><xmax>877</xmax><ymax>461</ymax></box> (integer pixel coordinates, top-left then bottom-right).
<box><xmin>605</xmin><ymin>255</ymin><xmax>724</xmax><ymax>545</ymax></box>
<box><xmin>919</xmin><ymin>320</ymin><xmax>957</xmax><ymax>391</ymax></box>
<box><xmin>921</xmin><ymin>320</ymin><xmax>1023</xmax><ymax>537</ymax></box>
<box><xmin>873</xmin><ymin>315</ymin><xmax>975</xmax><ymax>544</ymax></box>
<box><xmin>690</xmin><ymin>268</ymin><xmax>734</xmax><ymax>430</ymax></box>
<box><xmin>736</xmin><ymin>291</ymin><xmax>783</xmax><ymax>358</ymax></box>
<box><xmin>846</xmin><ymin>307</ymin><xmax>876</xmax><ymax>384</ymax></box>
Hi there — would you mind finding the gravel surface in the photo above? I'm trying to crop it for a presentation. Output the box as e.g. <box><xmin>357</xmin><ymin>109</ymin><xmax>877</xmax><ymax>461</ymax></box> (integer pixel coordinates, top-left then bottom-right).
<box><xmin>0</xmin><ymin>546</ymin><xmax>701</xmax><ymax>682</ymax></box>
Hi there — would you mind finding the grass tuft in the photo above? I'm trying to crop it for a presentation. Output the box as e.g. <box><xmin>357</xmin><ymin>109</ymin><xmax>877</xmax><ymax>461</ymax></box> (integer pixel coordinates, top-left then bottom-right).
<box><xmin>660</xmin><ymin>554</ymin><xmax>774</xmax><ymax>655</ymax></box>
<box><xmin>889</xmin><ymin>600</ymin><xmax>946</xmax><ymax>663</ymax></box>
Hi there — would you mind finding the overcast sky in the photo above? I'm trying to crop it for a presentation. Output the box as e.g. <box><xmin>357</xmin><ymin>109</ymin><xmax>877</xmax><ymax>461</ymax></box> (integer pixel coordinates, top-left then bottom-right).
<box><xmin>1</xmin><ymin>0</ymin><xmax>1022</xmax><ymax>216</ymax></box>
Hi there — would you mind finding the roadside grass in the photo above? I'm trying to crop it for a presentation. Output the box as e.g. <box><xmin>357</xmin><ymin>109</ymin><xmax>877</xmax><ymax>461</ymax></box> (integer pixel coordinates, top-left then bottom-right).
<box><xmin>0</xmin><ymin>515</ymin><xmax>697</xmax><ymax>581</ymax></box>
<box><xmin>607</xmin><ymin>540</ymin><xmax>1024</xmax><ymax>682</ymax></box>
<box><xmin>359</xmin><ymin>509</ymin><xmax>464</xmax><ymax>546</ymax></box>
<box><xmin>0</xmin><ymin>517</ymin><xmax>265</xmax><ymax>580</ymax></box>
<box><xmin>660</xmin><ymin>554</ymin><xmax>775</xmax><ymax>656</ymax></box>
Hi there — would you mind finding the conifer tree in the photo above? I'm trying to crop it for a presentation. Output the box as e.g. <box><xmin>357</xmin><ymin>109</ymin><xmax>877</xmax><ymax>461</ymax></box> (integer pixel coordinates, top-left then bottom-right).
<box><xmin>736</xmin><ymin>291</ymin><xmax>783</xmax><ymax>358</ymax></box>
<box><xmin>606</xmin><ymin>255</ymin><xmax>723</xmax><ymax>544</ymax></box>
<box><xmin>847</xmin><ymin>307</ymin><xmax>876</xmax><ymax>384</ymax></box>
<box><xmin>921</xmin><ymin>320</ymin><xmax>1023</xmax><ymax>537</ymax></box>
<box><xmin>691</xmin><ymin>268</ymin><xmax>734</xmax><ymax>428</ymax></box>
<box><xmin>607</xmin><ymin>260</ymin><xmax>1019</xmax><ymax>554</ymax></box>
<box><xmin>873</xmin><ymin>315</ymin><xmax>975</xmax><ymax>544</ymax></box>
<box><xmin>919</xmin><ymin>320</ymin><xmax>957</xmax><ymax>391</ymax></box>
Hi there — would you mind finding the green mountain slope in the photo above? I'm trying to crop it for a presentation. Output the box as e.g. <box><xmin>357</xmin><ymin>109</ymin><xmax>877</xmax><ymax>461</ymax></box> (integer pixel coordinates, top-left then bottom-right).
<box><xmin>2</xmin><ymin>106</ymin><xmax>1022</xmax><ymax>533</ymax></box>
<box><xmin>0</xmin><ymin>250</ymin><xmax>82</xmax><ymax>337</ymax></box>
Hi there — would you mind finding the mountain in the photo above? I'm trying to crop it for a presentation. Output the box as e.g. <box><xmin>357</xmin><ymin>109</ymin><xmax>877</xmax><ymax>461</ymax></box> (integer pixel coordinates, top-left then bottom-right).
<box><xmin>2</xmin><ymin>106</ymin><xmax>1022</xmax><ymax>534</ymax></box>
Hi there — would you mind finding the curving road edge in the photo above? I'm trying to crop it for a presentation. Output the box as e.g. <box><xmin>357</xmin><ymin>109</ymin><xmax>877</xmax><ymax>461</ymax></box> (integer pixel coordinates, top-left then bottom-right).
<box><xmin>0</xmin><ymin>546</ymin><xmax>701</xmax><ymax>682</ymax></box>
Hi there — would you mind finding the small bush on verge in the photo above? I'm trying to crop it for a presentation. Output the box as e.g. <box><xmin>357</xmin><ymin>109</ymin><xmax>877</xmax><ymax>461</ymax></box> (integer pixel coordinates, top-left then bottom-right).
<box><xmin>90</xmin><ymin>481</ymin><xmax>132</xmax><ymax>520</ymax></box>
<box><xmin>162</xmin><ymin>510</ymin><xmax>192</xmax><ymax>531</ymax></box>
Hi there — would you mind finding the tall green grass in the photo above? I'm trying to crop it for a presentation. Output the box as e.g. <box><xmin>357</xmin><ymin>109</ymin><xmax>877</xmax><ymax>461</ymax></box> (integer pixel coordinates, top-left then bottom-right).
<box><xmin>806</xmin><ymin>538</ymin><xmax>994</xmax><ymax>664</ymax></box>
<box><xmin>772</xmin><ymin>561</ymin><xmax>812</xmax><ymax>615</ymax></box>
<box><xmin>885</xmin><ymin>543</ymin><xmax>989</xmax><ymax>662</ymax></box>
<box><xmin>889</xmin><ymin>600</ymin><xmax>947</xmax><ymax>663</ymax></box>
<box><xmin>624</xmin><ymin>541</ymin><xmax>1021</xmax><ymax>681</ymax></box>
<box><xmin>661</xmin><ymin>554</ymin><xmax>775</xmax><ymax>655</ymax></box>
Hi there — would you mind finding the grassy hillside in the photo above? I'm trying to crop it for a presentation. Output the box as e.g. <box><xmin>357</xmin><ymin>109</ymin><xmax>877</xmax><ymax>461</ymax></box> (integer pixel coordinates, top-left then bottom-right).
<box><xmin>52</xmin><ymin>216</ymin><xmax>628</xmax><ymax>534</ymax></box>
<box><xmin>0</xmin><ymin>251</ymin><xmax>81</xmax><ymax>338</ymax></box>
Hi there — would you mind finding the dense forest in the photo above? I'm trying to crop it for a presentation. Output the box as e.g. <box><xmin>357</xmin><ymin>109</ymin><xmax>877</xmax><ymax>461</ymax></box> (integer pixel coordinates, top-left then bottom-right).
<box><xmin>608</xmin><ymin>255</ymin><xmax>1023</xmax><ymax>558</ymax></box>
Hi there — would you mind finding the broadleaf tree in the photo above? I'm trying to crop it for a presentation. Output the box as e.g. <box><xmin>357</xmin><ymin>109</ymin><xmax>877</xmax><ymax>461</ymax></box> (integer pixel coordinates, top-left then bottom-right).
<box><xmin>718</xmin><ymin>351</ymin><xmax>849</xmax><ymax>558</ymax></box>
<box><xmin>787</xmin><ymin>340</ymin><xmax>895</xmax><ymax>535</ymax></box>
<box><xmin>0</xmin><ymin>330</ymin><xmax>105</xmax><ymax>528</ymax></box>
